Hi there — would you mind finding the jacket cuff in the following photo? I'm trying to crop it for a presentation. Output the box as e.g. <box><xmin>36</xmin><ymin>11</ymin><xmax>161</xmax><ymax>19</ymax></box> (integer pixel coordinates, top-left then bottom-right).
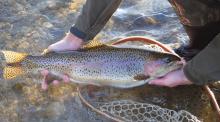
<box><xmin>70</xmin><ymin>26</ymin><xmax>87</xmax><ymax>41</ymax></box>
<box><xmin>183</xmin><ymin>63</ymin><xmax>206</xmax><ymax>85</ymax></box>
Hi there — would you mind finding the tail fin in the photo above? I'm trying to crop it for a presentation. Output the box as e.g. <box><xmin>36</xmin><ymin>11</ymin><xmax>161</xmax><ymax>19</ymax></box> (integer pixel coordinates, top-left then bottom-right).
<box><xmin>1</xmin><ymin>51</ymin><xmax>28</xmax><ymax>79</ymax></box>
<box><xmin>1</xmin><ymin>50</ymin><xmax>28</xmax><ymax>64</ymax></box>
<box><xmin>2</xmin><ymin>66</ymin><xmax>25</xmax><ymax>79</ymax></box>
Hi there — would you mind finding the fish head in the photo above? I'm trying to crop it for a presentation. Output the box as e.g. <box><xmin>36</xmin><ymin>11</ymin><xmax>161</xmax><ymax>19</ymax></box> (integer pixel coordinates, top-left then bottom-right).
<box><xmin>144</xmin><ymin>53</ymin><xmax>183</xmax><ymax>78</ymax></box>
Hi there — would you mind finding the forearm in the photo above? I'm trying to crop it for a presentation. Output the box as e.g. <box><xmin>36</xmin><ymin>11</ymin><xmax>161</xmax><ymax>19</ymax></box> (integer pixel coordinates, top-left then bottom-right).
<box><xmin>184</xmin><ymin>33</ymin><xmax>220</xmax><ymax>85</ymax></box>
<box><xmin>70</xmin><ymin>0</ymin><xmax>122</xmax><ymax>42</ymax></box>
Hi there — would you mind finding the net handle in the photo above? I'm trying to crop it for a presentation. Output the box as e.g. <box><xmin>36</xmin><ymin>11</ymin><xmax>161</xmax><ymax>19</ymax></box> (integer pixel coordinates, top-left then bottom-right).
<box><xmin>77</xmin><ymin>87</ymin><xmax>124</xmax><ymax>122</ymax></box>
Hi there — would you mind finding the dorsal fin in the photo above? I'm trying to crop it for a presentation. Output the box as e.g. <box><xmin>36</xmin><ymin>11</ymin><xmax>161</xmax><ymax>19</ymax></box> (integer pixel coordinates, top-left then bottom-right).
<box><xmin>82</xmin><ymin>37</ymin><xmax>174</xmax><ymax>56</ymax></box>
<box><xmin>108</xmin><ymin>44</ymin><xmax>176</xmax><ymax>56</ymax></box>
<box><xmin>82</xmin><ymin>37</ymin><xmax>122</xmax><ymax>49</ymax></box>
<box><xmin>83</xmin><ymin>39</ymin><xmax>104</xmax><ymax>49</ymax></box>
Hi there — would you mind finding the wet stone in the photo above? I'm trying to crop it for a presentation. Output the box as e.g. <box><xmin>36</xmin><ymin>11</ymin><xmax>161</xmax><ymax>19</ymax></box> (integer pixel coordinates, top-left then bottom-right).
<box><xmin>43</xmin><ymin>102</ymin><xmax>65</xmax><ymax>118</ymax></box>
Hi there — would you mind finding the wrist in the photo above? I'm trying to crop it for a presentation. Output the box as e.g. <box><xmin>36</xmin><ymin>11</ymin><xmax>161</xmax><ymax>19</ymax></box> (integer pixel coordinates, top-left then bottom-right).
<box><xmin>181</xmin><ymin>68</ymin><xmax>193</xmax><ymax>85</ymax></box>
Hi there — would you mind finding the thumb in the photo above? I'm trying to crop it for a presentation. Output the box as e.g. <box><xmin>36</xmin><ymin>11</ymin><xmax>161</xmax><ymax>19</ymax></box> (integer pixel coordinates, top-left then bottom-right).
<box><xmin>41</xmin><ymin>48</ymin><xmax>51</xmax><ymax>55</ymax></box>
<box><xmin>148</xmin><ymin>77</ymin><xmax>167</xmax><ymax>86</ymax></box>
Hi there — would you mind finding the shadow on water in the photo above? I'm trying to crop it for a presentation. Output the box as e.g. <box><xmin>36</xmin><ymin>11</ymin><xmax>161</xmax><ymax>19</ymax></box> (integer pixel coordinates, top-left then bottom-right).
<box><xmin>0</xmin><ymin>0</ymin><xmax>219</xmax><ymax>121</ymax></box>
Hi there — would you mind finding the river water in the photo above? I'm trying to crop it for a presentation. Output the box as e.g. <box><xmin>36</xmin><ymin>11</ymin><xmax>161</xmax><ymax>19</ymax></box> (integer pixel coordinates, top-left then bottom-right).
<box><xmin>0</xmin><ymin>0</ymin><xmax>219</xmax><ymax>122</ymax></box>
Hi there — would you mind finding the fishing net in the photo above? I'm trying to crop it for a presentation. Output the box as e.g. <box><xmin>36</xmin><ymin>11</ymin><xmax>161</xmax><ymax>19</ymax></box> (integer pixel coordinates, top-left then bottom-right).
<box><xmin>78</xmin><ymin>85</ymin><xmax>203</xmax><ymax>122</ymax></box>
<box><xmin>97</xmin><ymin>100</ymin><xmax>200</xmax><ymax>122</ymax></box>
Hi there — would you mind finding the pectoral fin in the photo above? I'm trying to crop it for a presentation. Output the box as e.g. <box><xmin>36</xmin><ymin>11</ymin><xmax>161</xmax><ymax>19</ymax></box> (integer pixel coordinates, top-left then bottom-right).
<box><xmin>133</xmin><ymin>74</ymin><xmax>150</xmax><ymax>81</ymax></box>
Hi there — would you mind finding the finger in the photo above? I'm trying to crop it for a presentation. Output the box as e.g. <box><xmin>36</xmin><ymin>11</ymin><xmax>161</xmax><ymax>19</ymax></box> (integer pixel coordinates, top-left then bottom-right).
<box><xmin>40</xmin><ymin>70</ymin><xmax>49</xmax><ymax>90</ymax></box>
<box><xmin>40</xmin><ymin>69</ymin><xmax>49</xmax><ymax>76</ymax></box>
<box><xmin>41</xmin><ymin>48</ymin><xmax>51</xmax><ymax>55</ymax></box>
<box><xmin>149</xmin><ymin>78</ymin><xmax>179</xmax><ymax>88</ymax></box>
<box><xmin>62</xmin><ymin>74</ymin><xmax>70</xmax><ymax>83</ymax></box>
<box><xmin>47</xmin><ymin>40</ymin><xmax>64</xmax><ymax>52</ymax></box>
<box><xmin>52</xmin><ymin>80</ymin><xmax>60</xmax><ymax>85</ymax></box>
<box><xmin>180</xmin><ymin>58</ymin><xmax>186</xmax><ymax>65</ymax></box>
<box><xmin>148</xmin><ymin>78</ymin><xmax>167</xmax><ymax>86</ymax></box>
<box><xmin>41</xmin><ymin>80</ymin><xmax>48</xmax><ymax>90</ymax></box>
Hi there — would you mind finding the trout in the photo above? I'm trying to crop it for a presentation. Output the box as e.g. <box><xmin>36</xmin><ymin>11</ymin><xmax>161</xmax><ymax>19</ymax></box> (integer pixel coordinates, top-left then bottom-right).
<box><xmin>0</xmin><ymin>44</ymin><xmax>182</xmax><ymax>88</ymax></box>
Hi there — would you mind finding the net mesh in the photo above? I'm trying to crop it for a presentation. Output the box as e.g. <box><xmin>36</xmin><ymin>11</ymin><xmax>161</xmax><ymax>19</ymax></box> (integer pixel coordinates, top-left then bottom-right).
<box><xmin>97</xmin><ymin>100</ymin><xmax>200</xmax><ymax>122</ymax></box>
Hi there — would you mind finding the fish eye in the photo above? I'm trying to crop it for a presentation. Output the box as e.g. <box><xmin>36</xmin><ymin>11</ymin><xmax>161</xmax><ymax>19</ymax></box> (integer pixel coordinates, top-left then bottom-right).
<box><xmin>162</xmin><ymin>57</ymin><xmax>172</xmax><ymax>63</ymax></box>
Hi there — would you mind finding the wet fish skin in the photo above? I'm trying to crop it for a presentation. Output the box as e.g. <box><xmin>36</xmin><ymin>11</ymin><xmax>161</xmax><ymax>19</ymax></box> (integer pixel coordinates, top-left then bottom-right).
<box><xmin>1</xmin><ymin>45</ymin><xmax>182</xmax><ymax>88</ymax></box>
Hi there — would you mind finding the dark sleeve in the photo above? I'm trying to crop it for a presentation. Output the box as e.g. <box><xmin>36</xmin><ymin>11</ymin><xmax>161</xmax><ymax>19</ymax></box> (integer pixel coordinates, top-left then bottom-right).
<box><xmin>70</xmin><ymin>0</ymin><xmax>122</xmax><ymax>42</ymax></box>
<box><xmin>168</xmin><ymin>0</ymin><xmax>220</xmax><ymax>84</ymax></box>
<box><xmin>168</xmin><ymin>0</ymin><xmax>220</xmax><ymax>50</ymax></box>
<box><xmin>184</xmin><ymin>33</ymin><xmax>220</xmax><ymax>85</ymax></box>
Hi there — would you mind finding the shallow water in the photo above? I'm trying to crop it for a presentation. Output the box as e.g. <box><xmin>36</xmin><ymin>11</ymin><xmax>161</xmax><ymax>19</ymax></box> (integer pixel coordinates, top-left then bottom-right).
<box><xmin>0</xmin><ymin>0</ymin><xmax>219</xmax><ymax>121</ymax></box>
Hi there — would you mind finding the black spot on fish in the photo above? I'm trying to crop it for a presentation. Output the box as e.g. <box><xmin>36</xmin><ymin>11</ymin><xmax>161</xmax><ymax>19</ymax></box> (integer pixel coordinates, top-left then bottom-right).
<box><xmin>133</xmin><ymin>74</ymin><xmax>150</xmax><ymax>81</ymax></box>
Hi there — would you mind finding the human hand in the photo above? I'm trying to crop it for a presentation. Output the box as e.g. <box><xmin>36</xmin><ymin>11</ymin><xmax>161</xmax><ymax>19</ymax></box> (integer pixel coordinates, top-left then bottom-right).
<box><xmin>46</xmin><ymin>32</ymin><xmax>83</xmax><ymax>53</ymax></box>
<box><xmin>41</xmin><ymin>33</ymin><xmax>83</xmax><ymax>90</ymax></box>
<box><xmin>40</xmin><ymin>70</ymin><xmax>70</xmax><ymax>90</ymax></box>
<box><xmin>148</xmin><ymin>68</ymin><xmax>193</xmax><ymax>87</ymax></box>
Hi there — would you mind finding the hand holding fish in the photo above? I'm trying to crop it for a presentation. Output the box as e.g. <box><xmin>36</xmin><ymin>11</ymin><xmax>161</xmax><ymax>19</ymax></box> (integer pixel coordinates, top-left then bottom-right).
<box><xmin>47</xmin><ymin>32</ymin><xmax>83</xmax><ymax>52</ymax></box>
<box><xmin>145</xmin><ymin>58</ymin><xmax>193</xmax><ymax>87</ymax></box>
<box><xmin>148</xmin><ymin>68</ymin><xmax>193</xmax><ymax>87</ymax></box>
<box><xmin>40</xmin><ymin>69</ymin><xmax>71</xmax><ymax>90</ymax></box>
<box><xmin>40</xmin><ymin>32</ymin><xmax>84</xmax><ymax>90</ymax></box>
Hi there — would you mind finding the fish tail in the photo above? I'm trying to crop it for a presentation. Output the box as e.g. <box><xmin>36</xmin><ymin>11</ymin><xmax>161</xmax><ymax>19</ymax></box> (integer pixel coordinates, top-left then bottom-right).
<box><xmin>2</xmin><ymin>66</ymin><xmax>25</xmax><ymax>79</ymax></box>
<box><xmin>1</xmin><ymin>50</ymin><xmax>28</xmax><ymax>64</ymax></box>
<box><xmin>1</xmin><ymin>50</ymin><xmax>28</xmax><ymax>79</ymax></box>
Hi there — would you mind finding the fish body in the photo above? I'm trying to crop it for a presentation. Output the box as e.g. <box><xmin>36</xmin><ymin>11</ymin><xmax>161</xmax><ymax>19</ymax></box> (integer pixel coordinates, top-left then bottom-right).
<box><xmin>1</xmin><ymin>45</ymin><xmax>182</xmax><ymax>88</ymax></box>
